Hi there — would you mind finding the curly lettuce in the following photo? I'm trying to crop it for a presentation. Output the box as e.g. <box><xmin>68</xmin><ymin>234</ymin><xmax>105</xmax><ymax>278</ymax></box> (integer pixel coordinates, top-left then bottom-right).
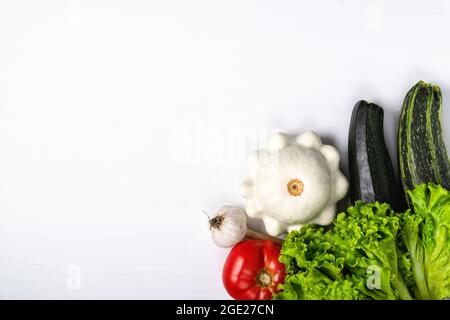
<box><xmin>274</xmin><ymin>224</ymin><xmax>365</xmax><ymax>300</ymax></box>
<box><xmin>275</xmin><ymin>202</ymin><xmax>413</xmax><ymax>300</ymax></box>
<box><xmin>275</xmin><ymin>183</ymin><xmax>450</xmax><ymax>300</ymax></box>
<box><xmin>401</xmin><ymin>183</ymin><xmax>450</xmax><ymax>300</ymax></box>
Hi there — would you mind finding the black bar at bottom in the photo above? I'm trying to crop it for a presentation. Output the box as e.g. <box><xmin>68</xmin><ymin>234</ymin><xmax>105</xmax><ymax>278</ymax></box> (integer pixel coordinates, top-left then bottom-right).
<box><xmin>0</xmin><ymin>300</ymin><xmax>446</xmax><ymax>318</ymax></box>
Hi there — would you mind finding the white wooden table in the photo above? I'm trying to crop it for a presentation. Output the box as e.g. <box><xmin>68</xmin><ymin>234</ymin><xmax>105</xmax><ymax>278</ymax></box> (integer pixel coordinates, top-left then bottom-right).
<box><xmin>1</xmin><ymin>0</ymin><xmax>449</xmax><ymax>299</ymax></box>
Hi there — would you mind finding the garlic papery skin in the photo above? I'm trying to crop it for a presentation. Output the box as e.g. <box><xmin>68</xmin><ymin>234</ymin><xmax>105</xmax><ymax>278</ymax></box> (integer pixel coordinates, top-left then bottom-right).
<box><xmin>208</xmin><ymin>206</ymin><xmax>248</xmax><ymax>248</ymax></box>
<box><xmin>240</xmin><ymin>131</ymin><xmax>349</xmax><ymax>237</ymax></box>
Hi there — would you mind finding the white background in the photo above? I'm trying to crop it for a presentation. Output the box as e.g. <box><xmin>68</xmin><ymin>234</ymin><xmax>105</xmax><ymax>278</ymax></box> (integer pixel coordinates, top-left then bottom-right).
<box><xmin>1</xmin><ymin>0</ymin><xmax>450</xmax><ymax>299</ymax></box>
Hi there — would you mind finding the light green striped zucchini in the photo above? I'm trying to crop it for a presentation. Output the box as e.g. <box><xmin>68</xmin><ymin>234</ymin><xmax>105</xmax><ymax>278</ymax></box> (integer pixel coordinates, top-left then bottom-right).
<box><xmin>398</xmin><ymin>81</ymin><xmax>450</xmax><ymax>205</ymax></box>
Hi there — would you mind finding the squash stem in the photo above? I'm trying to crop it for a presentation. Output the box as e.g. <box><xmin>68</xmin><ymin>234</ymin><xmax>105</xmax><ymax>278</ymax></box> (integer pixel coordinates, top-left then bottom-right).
<box><xmin>245</xmin><ymin>229</ymin><xmax>283</xmax><ymax>245</ymax></box>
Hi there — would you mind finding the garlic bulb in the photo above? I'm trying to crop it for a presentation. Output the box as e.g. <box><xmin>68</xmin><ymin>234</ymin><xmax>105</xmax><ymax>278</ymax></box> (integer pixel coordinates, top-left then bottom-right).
<box><xmin>240</xmin><ymin>131</ymin><xmax>349</xmax><ymax>236</ymax></box>
<box><xmin>207</xmin><ymin>206</ymin><xmax>247</xmax><ymax>248</ymax></box>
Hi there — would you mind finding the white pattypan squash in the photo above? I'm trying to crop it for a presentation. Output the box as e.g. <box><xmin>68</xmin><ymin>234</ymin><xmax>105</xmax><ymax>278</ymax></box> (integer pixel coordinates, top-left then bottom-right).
<box><xmin>240</xmin><ymin>131</ymin><xmax>349</xmax><ymax>236</ymax></box>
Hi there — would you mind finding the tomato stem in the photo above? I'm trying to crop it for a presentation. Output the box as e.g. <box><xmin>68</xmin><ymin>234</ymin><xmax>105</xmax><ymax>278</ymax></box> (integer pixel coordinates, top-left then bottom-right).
<box><xmin>256</xmin><ymin>269</ymin><xmax>272</xmax><ymax>288</ymax></box>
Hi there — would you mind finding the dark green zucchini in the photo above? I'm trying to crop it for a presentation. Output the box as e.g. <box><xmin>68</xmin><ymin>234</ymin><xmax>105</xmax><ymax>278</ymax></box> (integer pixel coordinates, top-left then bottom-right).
<box><xmin>349</xmin><ymin>100</ymin><xmax>404</xmax><ymax>210</ymax></box>
<box><xmin>398</xmin><ymin>81</ymin><xmax>450</xmax><ymax>203</ymax></box>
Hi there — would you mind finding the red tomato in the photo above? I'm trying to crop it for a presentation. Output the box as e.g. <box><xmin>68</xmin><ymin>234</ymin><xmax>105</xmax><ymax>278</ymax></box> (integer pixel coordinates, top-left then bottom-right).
<box><xmin>222</xmin><ymin>240</ymin><xmax>286</xmax><ymax>300</ymax></box>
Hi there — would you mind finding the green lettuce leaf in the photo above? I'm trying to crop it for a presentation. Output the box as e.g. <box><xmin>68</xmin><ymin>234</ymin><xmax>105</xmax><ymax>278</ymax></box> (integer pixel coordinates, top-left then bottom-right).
<box><xmin>275</xmin><ymin>183</ymin><xmax>450</xmax><ymax>300</ymax></box>
<box><xmin>275</xmin><ymin>202</ymin><xmax>413</xmax><ymax>300</ymax></box>
<box><xmin>403</xmin><ymin>183</ymin><xmax>450</xmax><ymax>300</ymax></box>
<box><xmin>274</xmin><ymin>225</ymin><xmax>364</xmax><ymax>300</ymax></box>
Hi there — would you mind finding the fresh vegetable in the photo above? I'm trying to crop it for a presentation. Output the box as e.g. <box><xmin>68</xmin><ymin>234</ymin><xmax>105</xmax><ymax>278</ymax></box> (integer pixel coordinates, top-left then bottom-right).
<box><xmin>206</xmin><ymin>206</ymin><xmax>248</xmax><ymax>248</ymax></box>
<box><xmin>400</xmin><ymin>183</ymin><xmax>450</xmax><ymax>300</ymax></box>
<box><xmin>348</xmin><ymin>100</ymin><xmax>404</xmax><ymax>211</ymax></box>
<box><xmin>205</xmin><ymin>206</ymin><xmax>283</xmax><ymax>247</ymax></box>
<box><xmin>240</xmin><ymin>131</ymin><xmax>349</xmax><ymax>236</ymax></box>
<box><xmin>398</xmin><ymin>81</ymin><xmax>450</xmax><ymax>205</ymax></box>
<box><xmin>222</xmin><ymin>240</ymin><xmax>286</xmax><ymax>300</ymax></box>
<box><xmin>274</xmin><ymin>201</ymin><xmax>413</xmax><ymax>300</ymax></box>
<box><xmin>274</xmin><ymin>183</ymin><xmax>450</xmax><ymax>300</ymax></box>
